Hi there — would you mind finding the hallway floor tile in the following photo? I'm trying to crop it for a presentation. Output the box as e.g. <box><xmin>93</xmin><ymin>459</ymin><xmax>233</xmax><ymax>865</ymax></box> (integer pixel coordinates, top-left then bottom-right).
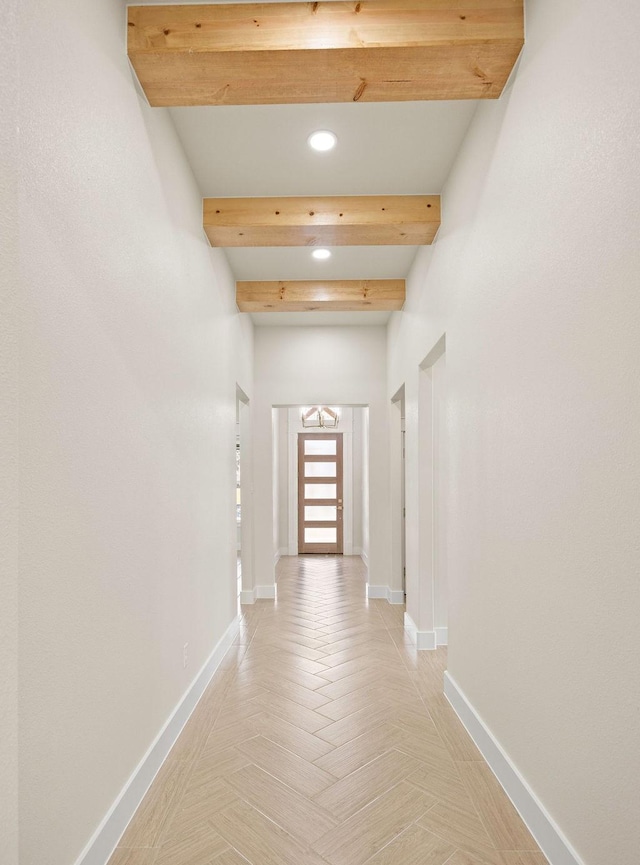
<box><xmin>109</xmin><ymin>556</ymin><xmax>545</xmax><ymax>865</ymax></box>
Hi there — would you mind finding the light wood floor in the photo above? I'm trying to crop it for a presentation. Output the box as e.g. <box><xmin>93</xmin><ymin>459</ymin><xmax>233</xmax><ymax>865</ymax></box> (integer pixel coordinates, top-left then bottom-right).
<box><xmin>109</xmin><ymin>556</ymin><xmax>546</xmax><ymax>865</ymax></box>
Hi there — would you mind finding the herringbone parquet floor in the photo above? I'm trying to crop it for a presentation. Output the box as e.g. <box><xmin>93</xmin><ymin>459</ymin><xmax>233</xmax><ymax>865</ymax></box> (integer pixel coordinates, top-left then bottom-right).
<box><xmin>109</xmin><ymin>556</ymin><xmax>546</xmax><ymax>865</ymax></box>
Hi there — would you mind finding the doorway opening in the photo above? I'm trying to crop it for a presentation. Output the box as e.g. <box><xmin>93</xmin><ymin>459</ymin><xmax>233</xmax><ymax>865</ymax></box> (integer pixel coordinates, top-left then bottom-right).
<box><xmin>271</xmin><ymin>406</ymin><xmax>368</xmax><ymax>563</ymax></box>
<box><xmin>236</xmin><ymin>386</ymin><xmax>251</xmax><ymax>608</ymax></box>
<box><xmin>298</xmin><ymin>432</ymin><xmax>344</xmax><ymax>554</ymax></box>
<box><xmin>419</xmin><ymin>335</ymin><xmax>448</xmax><ymax>646</ymax></box>
<box><xmin>236</xmin><ymin>419</ymin><xmax>241</xmax><ymax>598</ymax></box>
<box><xmin>390</xmin><ymin>386</ymin><xmax>406</xmax><ymax>597</ymax></box>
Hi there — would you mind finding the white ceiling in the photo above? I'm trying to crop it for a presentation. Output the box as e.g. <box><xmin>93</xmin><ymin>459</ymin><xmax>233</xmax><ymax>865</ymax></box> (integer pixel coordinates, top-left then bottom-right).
<box><xmin>166</xmin><ymin>69</ymin><xmax>477</xmax><ymax>324</ymax></box>
<box><xmin>250</xmin><ymin>311</ymin><xmax>393</xmax><ymax>327</ymax></box>
<box><xmin>170</xmin><ymin>101</ymin><xmax>477</xmax><ymax>198</ymax></box>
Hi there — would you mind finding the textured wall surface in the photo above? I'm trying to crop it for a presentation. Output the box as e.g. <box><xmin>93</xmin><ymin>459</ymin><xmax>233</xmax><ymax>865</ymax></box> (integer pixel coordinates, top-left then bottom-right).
<box><xmin>388</xmin><ymin>1</ymin><xmax>640</xmax><ymax>862</ymax></box>
<box><xmin>17</xmin><ymin>1</ymin><xmax>253</xmax><ymax>863</ymax></box>
<box><xmin>1</xmin><ymin>3</ymin><xmax>19</xmax><ymax>864</ymax></box>
<box><xmin>252</xmin><ymin>327</ymin><xmax>391</xmax><ymax>590</ymax></box>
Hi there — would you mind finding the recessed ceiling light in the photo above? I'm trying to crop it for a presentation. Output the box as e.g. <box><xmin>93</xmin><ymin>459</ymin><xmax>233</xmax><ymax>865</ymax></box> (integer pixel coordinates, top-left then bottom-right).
<box><xmin>312</xmin><ymin>248</ymin><xmax>332</xmax><ymax>260</ymax></box>
<box><xmin>308</xmin><ymin>130</ymin><xmax>337</xmax><ymax>152</ymax></box>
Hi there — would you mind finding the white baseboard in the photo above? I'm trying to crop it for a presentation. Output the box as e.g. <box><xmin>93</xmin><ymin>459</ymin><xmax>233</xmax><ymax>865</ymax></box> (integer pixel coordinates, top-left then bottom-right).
<box><xmin>240</xmin><ymin>588</ymin><xmax>255</xmax><ymax>605</ymax></box>
<box><xmin>360</xmin><ymin>549</ymin><xmax>369</xmax><ymax>567</ymax></box>
<box><xmin>74</xmin><ymin>615</ymin><xmax>241</xmax><ymax>865</ymax></box>
<box><xmin>278</xmin><ymin>547</ymin><xmax>288</xmax><ymax>559</ymax></box>
<box><xmin>367</xmin><ymin>584</ymin><xmax>405</xmax><ymax>605</ymax></box>
<box><xmin>435</xmin><ymin>626</ymin><xmax>448</xmax><ymax>646</ymax></box>
<box><xmin>255</xmin><ymin>585</ymin><xmax>276</xmax><ymax>599</ymax></box>
<box><xmin>403</xmin><ymin>612</ymin><xmax>436</xmax><ymax>650</ymax></box>
<box><xmin>444</xmin><ymin>673</ymin><xmax>585</xmax><ymax>865</ymax></box>
<box><xmin>353</xmin><ymin>546</ymin><xmax>363</xmax><ymax>556</ymax></box>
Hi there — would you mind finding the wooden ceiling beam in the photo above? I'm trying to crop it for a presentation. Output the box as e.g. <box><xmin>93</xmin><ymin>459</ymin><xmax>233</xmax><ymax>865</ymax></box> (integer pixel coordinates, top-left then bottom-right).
<box><xmin>127</xmin><ymin>2</ymin><xmax>524</xmax><ymax>107</ymax></box>
<box><xmin>204</xmin><ymin>195</ymin><xmax>440</xmax><ymax>247</ymax></box>
<box><xmin>236</xmin><ymin>280</ymin><xmax>406</xmax><ymax>312</ymax></box>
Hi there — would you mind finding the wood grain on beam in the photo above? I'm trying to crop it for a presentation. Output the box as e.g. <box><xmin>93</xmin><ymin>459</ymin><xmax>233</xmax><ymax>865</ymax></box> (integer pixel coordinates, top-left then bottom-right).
<box><xmin>236</xmin><ymin>280</ymin><xmax>406</xmax><ymax>312</ymax></box>
<box><xmin>127</xmin><ymin>2</ymin><xmax>524</xmax><ymax>107</ymax></box>
<box><xmin>204</xmin><ymin>196</ymin><xmax>440</xmax><ymax>247</ymax></box>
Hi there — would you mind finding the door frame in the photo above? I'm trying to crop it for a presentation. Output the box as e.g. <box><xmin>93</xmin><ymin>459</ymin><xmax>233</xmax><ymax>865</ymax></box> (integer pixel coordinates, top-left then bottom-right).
<box><xmin>287</xmin><ymin>407</ymin><xmax>355</xmax><ymax>556</ymax></box>
<box><xmin>297</xmin><ymin>432</ymin><xmax>344</xmax><ymax>555</ymax></box>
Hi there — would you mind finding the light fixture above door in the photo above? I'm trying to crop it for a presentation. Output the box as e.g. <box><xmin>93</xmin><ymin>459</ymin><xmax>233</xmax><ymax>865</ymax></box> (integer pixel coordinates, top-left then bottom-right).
<box><xmin>301</xmin><ymin>406</ymin><xmax>340</xmax><ymax>429</ymax></box>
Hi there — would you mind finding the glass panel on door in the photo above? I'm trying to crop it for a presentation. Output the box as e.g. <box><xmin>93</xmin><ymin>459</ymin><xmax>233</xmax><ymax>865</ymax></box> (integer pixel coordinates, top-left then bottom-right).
<box><xmin>305</xmin><ymin>461</ymin><xmax>336</xmax><ymax>477</ymax></box>
<box><xmin>304</xmin><ymin>506</ymin><xmax>337</xmax><ymax>522</ymax></box>
<box><xmin>304</xmin><ymin>439</ymin><xmax>337</xmax><ymax>456</ymax></box>
<box><xmin>305</xmin><ymin>484</ymin><xmax>337</xmax><ymax>500</ymax></box>
<box><xmin>304</xmin><ymin>527</ymin><xmax>337</xmax><ymax>544</ymax></box>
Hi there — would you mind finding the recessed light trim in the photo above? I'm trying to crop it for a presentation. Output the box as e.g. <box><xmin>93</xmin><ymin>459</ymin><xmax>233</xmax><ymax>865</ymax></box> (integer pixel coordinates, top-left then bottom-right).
<box><xmin>308</xmin><ymin>130</ymin><xmax>337</xmax><ymax>152</ymax></box>
<box><xmin>312</xmin><ymin>248</ymin><xmax>332</xmax><ymax>260</ymax></box>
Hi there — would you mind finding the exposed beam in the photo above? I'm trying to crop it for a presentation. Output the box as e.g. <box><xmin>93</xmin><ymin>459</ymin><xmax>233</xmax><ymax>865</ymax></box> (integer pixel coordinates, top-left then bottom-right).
<box><xmin>236</xmin><ymin>280</ymin><xmax>405</xmax><ymax>312</ymax></box>
<box><xmin>127</xmin><ymin>2</ymin><xmax>524</xmax><ymax>107</ymax></box>
<box><xmin>204</xmin><ymin>196</ymin><xmax>440</xmax><ymax>247</ymax></box>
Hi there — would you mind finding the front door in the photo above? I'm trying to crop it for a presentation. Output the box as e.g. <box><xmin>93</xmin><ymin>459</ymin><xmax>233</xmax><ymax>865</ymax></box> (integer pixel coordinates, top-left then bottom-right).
<box><xmin>298</xmin><ymin>433</ymin><xmax>343</xmax><ymax>554</ymax></box>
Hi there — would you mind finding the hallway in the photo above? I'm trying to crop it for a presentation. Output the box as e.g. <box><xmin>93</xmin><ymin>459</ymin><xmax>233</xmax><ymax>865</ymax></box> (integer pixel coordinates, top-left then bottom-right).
<box><xmin>9</xmin><ymin>3</ymin><xmax>640</xmax><ymax>863</ymax></box>
<box><xmin>110</xmin><ymin>557</ymin><xmax>542</xmax><ymax>865</ymax></box>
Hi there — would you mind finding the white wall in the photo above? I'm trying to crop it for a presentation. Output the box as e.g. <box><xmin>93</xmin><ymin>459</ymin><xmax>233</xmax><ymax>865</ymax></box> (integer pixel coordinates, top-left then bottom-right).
<box><xmin>252</xmin><ymin>327</ymin><xmax>390</xmax><ymax>591</ymax></box>
<box><xmin>1</xmin><ymin>3</ymin><xmax>19</xmax><ymax>864</ymax></box>
<box><xmin>388</xmin><ymin>1</ymin><xmax>640</xmax><ymax>862</ymax></box>
<box><xmin>18</xmin><ymin>2</ymin><xmax>253</xmax><ymax>864</ymax></box>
